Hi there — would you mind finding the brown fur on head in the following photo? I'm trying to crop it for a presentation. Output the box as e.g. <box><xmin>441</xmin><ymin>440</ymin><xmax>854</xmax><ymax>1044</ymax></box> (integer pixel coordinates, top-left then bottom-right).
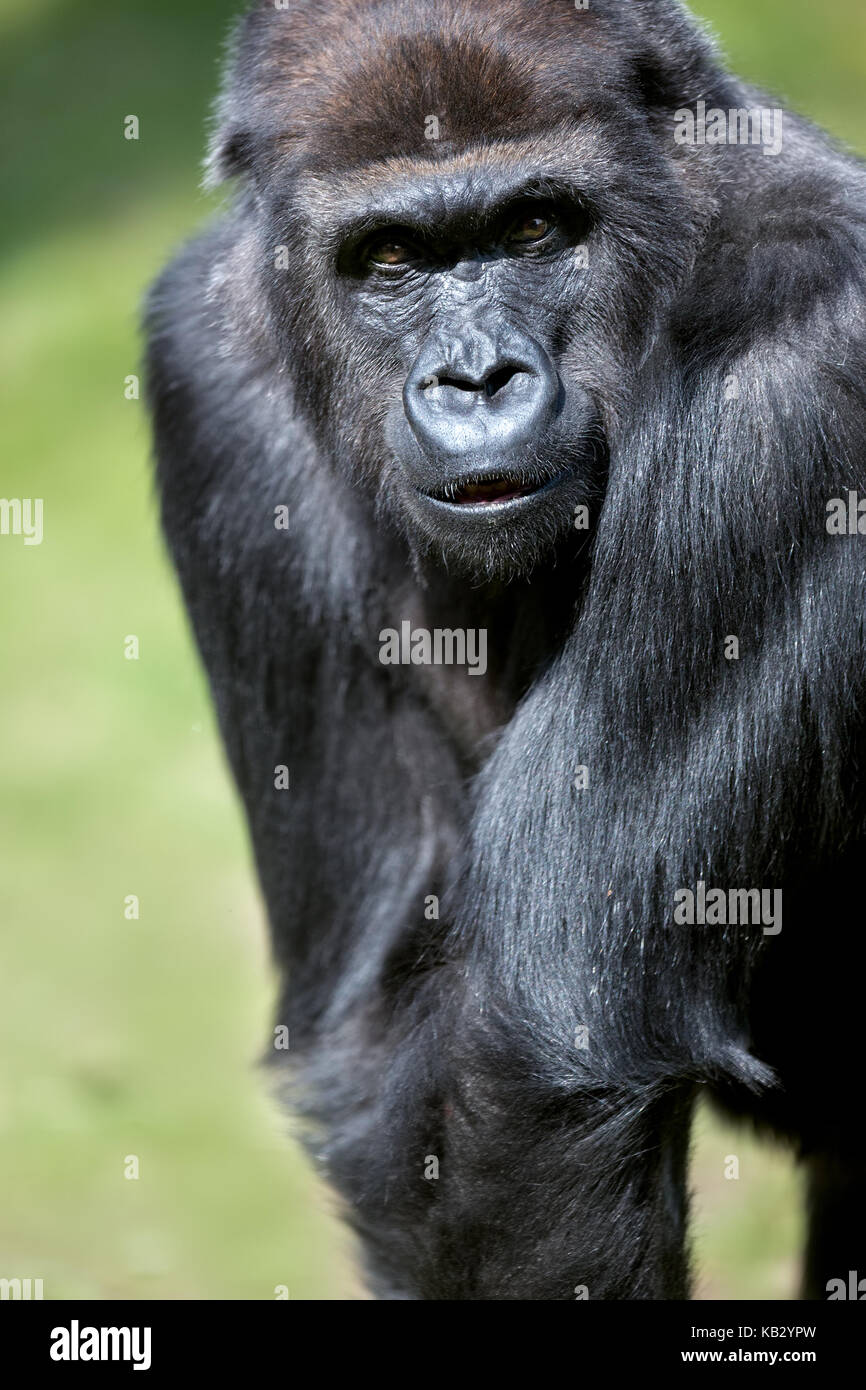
<box><xmin>206</xmin><ymin>0</ymin><xmax>717</xmax><ymax>183</ymax></box>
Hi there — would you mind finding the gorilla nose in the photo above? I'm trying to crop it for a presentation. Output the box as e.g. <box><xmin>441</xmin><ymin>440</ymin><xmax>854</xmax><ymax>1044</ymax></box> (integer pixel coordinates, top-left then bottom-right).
<box><xmin>403</xmin><ymin>331</ymin><xmax>559</xmax><ymax>459</ymax></box>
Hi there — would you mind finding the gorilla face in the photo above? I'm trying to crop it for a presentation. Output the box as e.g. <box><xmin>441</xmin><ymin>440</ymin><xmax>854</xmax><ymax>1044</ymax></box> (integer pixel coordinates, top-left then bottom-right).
<box><xmin>333</xmin><ymin>174</ymin><xmax>604</xmax><ymax>571</ymax></box>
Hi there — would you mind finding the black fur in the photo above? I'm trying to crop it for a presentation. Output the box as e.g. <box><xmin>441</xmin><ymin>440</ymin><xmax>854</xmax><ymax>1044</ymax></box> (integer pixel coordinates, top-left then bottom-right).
<box><xmin>146</xmin><ymin>0</ymin><xmax>866</xmax><ymax>1299</ymax></box>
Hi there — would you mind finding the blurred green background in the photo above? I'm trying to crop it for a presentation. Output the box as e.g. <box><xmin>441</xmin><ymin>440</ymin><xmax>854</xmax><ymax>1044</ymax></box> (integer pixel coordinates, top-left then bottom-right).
<box><xmin>0</xmin><ymin>0</ymin><xmax>862</xmax><ymax>1300</ymax></box>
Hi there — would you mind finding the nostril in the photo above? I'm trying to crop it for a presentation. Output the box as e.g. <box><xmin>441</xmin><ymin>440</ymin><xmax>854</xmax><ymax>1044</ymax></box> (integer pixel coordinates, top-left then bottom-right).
<box><xmin>484</xmin><ymin>365</ymin><xmax>520</xmax><ymax>398</ymax></box>
<box><xmin>427</xmin><ymin>374</ymin><xmax>480</xmax><ymax>393</ymax></box>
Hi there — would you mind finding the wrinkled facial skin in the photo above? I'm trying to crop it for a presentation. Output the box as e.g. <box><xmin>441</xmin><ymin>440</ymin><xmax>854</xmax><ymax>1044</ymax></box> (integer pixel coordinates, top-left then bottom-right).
<box><xmin>260</xmin><ymin>166</ymin><xmax>606</xmax><ymax>578</ymax></box>
<box><xmin>334</xmin><ymin>175</ymin><xmax>606</xmax><ymax>574</ymax></box>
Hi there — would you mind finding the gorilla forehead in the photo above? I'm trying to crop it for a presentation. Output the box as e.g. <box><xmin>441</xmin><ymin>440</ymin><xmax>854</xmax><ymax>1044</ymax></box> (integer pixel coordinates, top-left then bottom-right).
<box><xmin>228</xmin><ymin>0</ymin><xmax>635</xmax><ymax>174</ymax></box>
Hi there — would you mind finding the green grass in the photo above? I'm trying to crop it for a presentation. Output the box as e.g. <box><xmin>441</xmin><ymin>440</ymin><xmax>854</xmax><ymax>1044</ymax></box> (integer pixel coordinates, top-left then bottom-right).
<box><xmin>1</xmin><ymin>0</ymin><xmax>862</xmax><ymax>1300</ymax></box>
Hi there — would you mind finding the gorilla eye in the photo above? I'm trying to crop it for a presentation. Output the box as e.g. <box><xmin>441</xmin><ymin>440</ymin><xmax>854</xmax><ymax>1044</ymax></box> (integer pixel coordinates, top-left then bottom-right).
<box><xmin>506</xmin><ymin>212</ymin><xmax>556</xmax><ymax>247</ymax></box>
<box><xmin>365</xmin><ymin>236</ymin><xmax>416</xmax><ymax>267</ymax></box>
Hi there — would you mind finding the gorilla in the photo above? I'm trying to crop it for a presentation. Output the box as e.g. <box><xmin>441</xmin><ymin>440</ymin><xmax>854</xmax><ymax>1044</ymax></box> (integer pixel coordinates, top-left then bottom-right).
<box><xmin>146</xmin><ymin>0</ymin><xmax>866</xmax><ymax>1300</ymax></box>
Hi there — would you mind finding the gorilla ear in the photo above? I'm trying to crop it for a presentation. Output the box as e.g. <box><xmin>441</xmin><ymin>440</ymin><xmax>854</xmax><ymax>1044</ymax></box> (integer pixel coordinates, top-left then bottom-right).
<box><xmin>629</xmin><ymin>0</ymin><xmax>722</xmax><ymax>112</ymax></box>
<box><xmin>204</xmin><ymin>127</ymin><xmax>255</xmax><ymax>189</ymax></box>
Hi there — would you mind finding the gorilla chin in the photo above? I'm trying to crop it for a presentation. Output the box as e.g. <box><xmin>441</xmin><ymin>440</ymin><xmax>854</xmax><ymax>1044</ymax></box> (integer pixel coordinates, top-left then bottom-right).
<box><xmin>396</xmin><ymin>449</ymin><xmax>602</xmax><ymax>581</ymax></box>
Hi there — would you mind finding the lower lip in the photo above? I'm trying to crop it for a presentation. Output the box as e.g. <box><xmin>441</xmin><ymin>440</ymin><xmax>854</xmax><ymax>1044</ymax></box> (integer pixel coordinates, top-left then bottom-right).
<box><xmin>421</xmin><ymin>472</ymin><xmax>567</xmax><ymax>516</ymax></box>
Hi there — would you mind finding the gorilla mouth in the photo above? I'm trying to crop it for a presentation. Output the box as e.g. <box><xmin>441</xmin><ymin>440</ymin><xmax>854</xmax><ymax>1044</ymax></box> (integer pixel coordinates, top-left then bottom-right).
<box><xmin>428</xmin><ymin>473</ymin><xmax>548</xmax><ymax>507</ymax></box>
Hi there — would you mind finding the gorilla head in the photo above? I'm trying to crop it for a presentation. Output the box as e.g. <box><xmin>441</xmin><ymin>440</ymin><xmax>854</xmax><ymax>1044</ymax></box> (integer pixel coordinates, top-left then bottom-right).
<box><xmin>208</xmin><ymin>0</ymin><xmax>715</xmax><ymax>577</ymax></box>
